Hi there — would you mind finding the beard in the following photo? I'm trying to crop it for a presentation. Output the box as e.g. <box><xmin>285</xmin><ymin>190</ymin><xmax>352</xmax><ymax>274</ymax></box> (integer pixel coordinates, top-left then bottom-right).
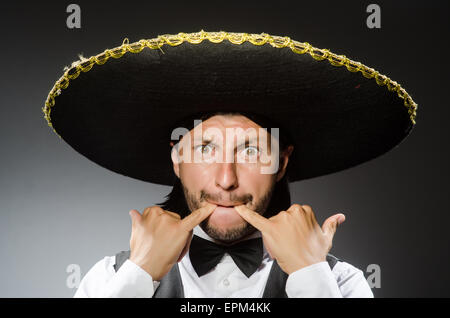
<box><xmin>181</xmin><ymin>182</ymin><xmax>276</xmax><ymax>244</ymax></box>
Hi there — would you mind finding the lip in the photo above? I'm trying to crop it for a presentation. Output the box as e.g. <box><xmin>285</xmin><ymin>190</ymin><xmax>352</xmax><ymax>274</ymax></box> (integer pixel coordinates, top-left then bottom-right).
<box><xmin>206</xmin><ymin>200</ymin><xmax>246</xmax><ymax>207</ymax></box>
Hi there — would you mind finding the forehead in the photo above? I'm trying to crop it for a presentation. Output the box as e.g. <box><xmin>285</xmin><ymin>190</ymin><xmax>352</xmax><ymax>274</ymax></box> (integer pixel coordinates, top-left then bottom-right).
<box><xmin>177</xmin><ymin>113</ymin><xmax>278</xmax><ymax>147</ymax></box>
<box><xmin>198</xmin><ymin>114</ymin><xmax>262</xmax><ymax>130</ymax></box>
<box><xmin>176</xmin><ymin>113</ymin><xmax>281</xmax><ymax>156</ymax></box>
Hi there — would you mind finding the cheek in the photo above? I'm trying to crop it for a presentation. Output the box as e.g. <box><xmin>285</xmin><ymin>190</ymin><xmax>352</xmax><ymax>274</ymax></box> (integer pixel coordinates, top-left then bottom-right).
<box><xmin>238</xmin><ymin>166</ymin><xmax>275</xmax><ymax>199</ymax></box>
<box><xmin>179</xmin><ymin>163</ymin><xmax>214</xmax><ymax>190</ymax></box>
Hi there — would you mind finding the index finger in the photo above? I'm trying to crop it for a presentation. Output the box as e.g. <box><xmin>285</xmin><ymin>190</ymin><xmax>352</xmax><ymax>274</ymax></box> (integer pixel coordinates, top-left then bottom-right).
<box><xmin>180</xmin><ymin>203</ymin><xmax>217</xmax><ymax>231</ymax></box>
<box><xmin>234</xmin><ymin>205</ymin><xmax>271</xmax><ymax>233</ymax></box>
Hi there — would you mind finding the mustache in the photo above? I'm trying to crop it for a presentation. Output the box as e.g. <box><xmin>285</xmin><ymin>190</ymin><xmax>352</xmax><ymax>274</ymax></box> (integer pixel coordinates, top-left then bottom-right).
<box><xmin>199</xmin><ymin>191</ymin><xmax>253</xmax><ymax>205</ymax></box>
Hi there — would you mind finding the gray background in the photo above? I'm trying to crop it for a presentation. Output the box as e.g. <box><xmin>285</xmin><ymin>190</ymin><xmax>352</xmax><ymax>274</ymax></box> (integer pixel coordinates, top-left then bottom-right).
<box><xmin>1</xmin><ymin>0</ymin><xmax>449</xmax><ymax>297</ymax></box>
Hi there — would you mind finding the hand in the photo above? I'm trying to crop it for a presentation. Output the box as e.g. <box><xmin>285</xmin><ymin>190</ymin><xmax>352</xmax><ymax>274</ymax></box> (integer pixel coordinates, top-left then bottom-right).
<box><xmin>128</xmin><ymin>203</ymin><xmax>217</xmax><ymax>281</ymax></box>
<box><xmin>234</xmin><ymin>204</ymin><xmax>345</xmax><ymax>275</ymax></box>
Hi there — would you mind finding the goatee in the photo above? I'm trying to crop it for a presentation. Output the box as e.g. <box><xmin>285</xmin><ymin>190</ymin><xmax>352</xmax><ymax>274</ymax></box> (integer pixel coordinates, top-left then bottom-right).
<box><xmin>182</xmin><ymin>183</ymin><xmax>275</xmax><ymax>244</ymax></box>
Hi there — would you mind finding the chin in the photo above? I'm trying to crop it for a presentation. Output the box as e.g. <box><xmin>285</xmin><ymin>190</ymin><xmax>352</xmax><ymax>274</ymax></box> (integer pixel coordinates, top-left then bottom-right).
<box><xmin>201</xmin><ymin>216</ymin><xmax>253</xmax><ymax>243</ymax></box>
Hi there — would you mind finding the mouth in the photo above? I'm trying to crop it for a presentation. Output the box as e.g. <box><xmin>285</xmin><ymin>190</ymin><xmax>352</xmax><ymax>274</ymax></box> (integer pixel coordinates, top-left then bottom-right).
<box><xmin>203</xmin><ymin>200</ymin><xmax>250</xmax><ymax>226</ymax></box>
<box><xmin>205</xmin><ymin>200</ymin><xmax>249</xmax><ymax>217</ymax></box>
<box><xmin>206</xmin><ymin>200</ymin><xmax>247</xmax><ymax>208</ymax></box>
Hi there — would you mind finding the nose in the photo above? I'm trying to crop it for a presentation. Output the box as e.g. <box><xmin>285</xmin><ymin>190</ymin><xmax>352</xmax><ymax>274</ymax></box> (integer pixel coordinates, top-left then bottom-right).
<box><xmin>215</xmin><ymin>162</ymin><xmax>238</xmax><ymax>191</ymax></box>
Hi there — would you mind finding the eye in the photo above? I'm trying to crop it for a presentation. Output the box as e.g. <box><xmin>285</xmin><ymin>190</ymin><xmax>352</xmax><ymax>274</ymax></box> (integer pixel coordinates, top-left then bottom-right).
<box><xmin>242</xmin><ymin>146</ymin><xmax>260</xmax><ymax>157</ymax></box>
<box><xmin>194</xmin><ymin>144</ymin><xmax>214</xmax><ymax>155</ymax></box>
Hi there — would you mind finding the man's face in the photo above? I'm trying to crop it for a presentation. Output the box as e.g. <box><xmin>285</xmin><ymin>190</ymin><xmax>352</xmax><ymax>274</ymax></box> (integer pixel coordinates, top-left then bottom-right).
<box><xmin>172</xmin><ymin>114</ymin><xmax>292</xmax><ymax>243</ymax></box>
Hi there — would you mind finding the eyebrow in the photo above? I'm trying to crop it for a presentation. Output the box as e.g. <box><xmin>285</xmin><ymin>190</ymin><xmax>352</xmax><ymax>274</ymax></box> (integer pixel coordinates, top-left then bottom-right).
<box><xmin>193</xmin><ymin>136</ymin><xmax>262</xmax><ymax>148</ymax></box>
<box><xmin>236</xmin><ymin>137</ymin><xmax>259</xmax><ymax>148</ymax></box>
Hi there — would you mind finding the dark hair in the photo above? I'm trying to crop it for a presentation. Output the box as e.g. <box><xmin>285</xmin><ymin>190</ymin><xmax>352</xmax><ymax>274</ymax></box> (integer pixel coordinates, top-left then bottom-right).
<box><xmin>159</xmin><ymin>111</ymin><xmax>293</xmax><ymax>218</ymax></box>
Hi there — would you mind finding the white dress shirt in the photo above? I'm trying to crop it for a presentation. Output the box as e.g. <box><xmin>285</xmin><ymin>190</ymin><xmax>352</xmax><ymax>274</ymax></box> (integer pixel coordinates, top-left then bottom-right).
<box><xmin>74</xmin><ymin>226</ymin><xmax>373</xmax><ymax>298</ymax></box>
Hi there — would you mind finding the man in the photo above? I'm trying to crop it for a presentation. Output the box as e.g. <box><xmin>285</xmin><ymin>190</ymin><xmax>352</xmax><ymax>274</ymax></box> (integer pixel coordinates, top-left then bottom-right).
<box><xmin>43</xmin><ymin>31</ymin><xmax>417</xmax><ymax>298</ymax></box>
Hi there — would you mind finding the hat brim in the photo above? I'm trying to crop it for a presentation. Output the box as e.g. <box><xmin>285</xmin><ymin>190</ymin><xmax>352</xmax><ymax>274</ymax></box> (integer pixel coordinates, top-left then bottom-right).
<box><xmin>44</xmin><ymin>31</ymin><xmax>417</xmax><ymax>185</ymax></box>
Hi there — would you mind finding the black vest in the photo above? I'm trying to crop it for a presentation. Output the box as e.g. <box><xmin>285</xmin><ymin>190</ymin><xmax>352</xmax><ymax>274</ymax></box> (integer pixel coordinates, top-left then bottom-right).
<box><xmin>113</xmin><ymin>250</ymin><xmax>341</xmax><ymax>298</ymax></box>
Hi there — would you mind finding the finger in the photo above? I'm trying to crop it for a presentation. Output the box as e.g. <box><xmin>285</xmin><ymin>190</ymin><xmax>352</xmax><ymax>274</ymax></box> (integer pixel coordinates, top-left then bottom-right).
<box><xmin>287</xmin><ymin>204</ymin><xmax>304</xmax><ymax>213</ymax></box>
<box><xmin>164</xmin><ymin>210</ymin><xmax>182</xmax><ymax>220</ymax></box>
<box><xmin>286</xmin><ymin>204</ymin><xmax>306</xmax><ymax>221</ymax></box>
<box><xmin>180</xmin><ymin>203</ymin><xmax>217</xmax><ymax>231</ymax></box>
<box><xmin>142</xmin><ymin>206</ymin><xmax>165</xmax><ymax>218</ymax></box>
<box><xmin>234</xmin><ymin>205</ymin><xmax>271</xmax><ymax>233</ymax></box>
<box><xmin>177</xmin><ymin>232</ymin><xmax>193</xmax><ymax>262</ymax></box>
<box><xmin>322</xmin><ymin>213</ymin><xmax>345</xmax><ymax>240</ymax></box>
<box><xmin>262</xmin><ymin>236</ymin><xmax>275</xmax><ymax>259</ymax></box>
<box><xmin>129</xmin><ymin>209</ymin><xmax>142</xmax><ymax>226</ymax></box>
<box><xmin>302</xmin><ymin>204</ymin><xmax>320</xmax><ymax>228</ymax></box>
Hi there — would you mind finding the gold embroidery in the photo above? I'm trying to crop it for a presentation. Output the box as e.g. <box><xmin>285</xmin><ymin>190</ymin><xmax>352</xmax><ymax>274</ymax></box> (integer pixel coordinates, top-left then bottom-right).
<box><xmin>43</xmin><ymin>30</ymin><xmax>418</xmax><ymax>137</ymax></box>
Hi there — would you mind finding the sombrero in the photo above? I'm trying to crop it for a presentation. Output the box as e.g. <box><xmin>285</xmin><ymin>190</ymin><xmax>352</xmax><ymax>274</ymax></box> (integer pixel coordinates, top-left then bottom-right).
<box><xmin>43</xmin><ymin>30</ymin><xmax>417</xmax><ymax>186</ymax></box>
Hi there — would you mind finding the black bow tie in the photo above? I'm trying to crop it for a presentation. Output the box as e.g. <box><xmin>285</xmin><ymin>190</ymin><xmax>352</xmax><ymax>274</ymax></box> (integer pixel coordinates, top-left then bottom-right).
<box><xmin>189</xmin><ymin>235</ymin><xmax>263</xmax><ymax>278</ymax></box>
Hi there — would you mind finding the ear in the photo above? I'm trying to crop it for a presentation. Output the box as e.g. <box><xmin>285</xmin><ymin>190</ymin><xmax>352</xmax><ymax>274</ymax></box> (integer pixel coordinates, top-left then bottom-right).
<box><xmin>173</xmin><ymin>162</ymin><xmax>180</xmax><ymax>179</ymax></box>
<box><xmin>276</xmin><ymin>145</ymin><xmax>294</xmax><ymax>182</ymax></box>
<box><xmin>170</xmin><ymin>141</ymin><xmax>181</xmax><ymax>178</ymax></box>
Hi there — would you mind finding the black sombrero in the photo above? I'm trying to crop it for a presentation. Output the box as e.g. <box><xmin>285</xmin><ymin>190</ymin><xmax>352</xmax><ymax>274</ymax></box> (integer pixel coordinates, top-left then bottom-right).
<box><xmin>43</xmin><ymin>30</ymin><xmax>417</xmax><ymax>186</ymax></box>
